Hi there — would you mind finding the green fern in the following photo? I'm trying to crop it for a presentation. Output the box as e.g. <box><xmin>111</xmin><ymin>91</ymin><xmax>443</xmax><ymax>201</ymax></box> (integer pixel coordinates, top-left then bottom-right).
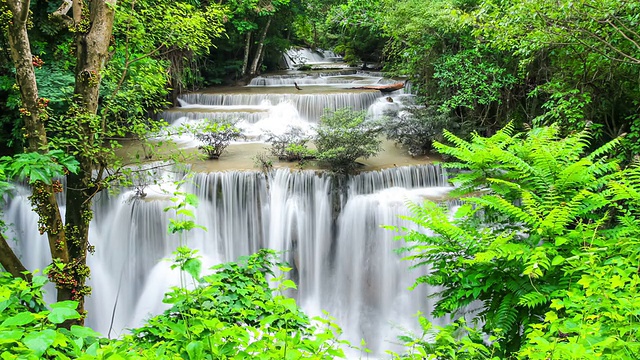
<box><xmin>388</xmin><ymin>124</ymin><xmax>638</xmax><ymax>357</ymax></box>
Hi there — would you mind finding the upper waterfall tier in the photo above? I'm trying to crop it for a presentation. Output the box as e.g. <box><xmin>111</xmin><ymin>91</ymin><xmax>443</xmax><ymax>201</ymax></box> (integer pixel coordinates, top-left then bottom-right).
<box><xmin>284</xmin><ymin>48</ymin><xmax>342</xmax><ymax>69</ymax></box>
<box><xmin>179</xmin><ymin>88</ymin><xmax>382</xmax><ymax>123</ymax></box>
<box><xmin>160</xmin><ymin>71</ymin><xmax>410</xmax><ymax>128</ymax></box>
<box><xmin>248</xmin><ymin>73</ymin><xmax>397</xmax><ymax>86</ymax></box>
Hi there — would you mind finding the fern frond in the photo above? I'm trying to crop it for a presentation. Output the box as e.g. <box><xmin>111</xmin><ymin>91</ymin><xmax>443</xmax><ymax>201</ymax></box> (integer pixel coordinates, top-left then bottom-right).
<box><xmin>587</xmin><ymin>135</ymin><xmax>623</xmax><ymax>161</ymax></box>
<box><xmin>518</xmin><ymin>291</ymin><xmax>549</xmax><ymax>309</ymax></box>
<box><xmin>469</xmin><ymin>195</ymin><xmax>539</xmax><ymax>227</ymax></box>
<box><xmin>495</xmin><ymin>294</ymin><xmax>518</xmax><ymax>334</ymax></box>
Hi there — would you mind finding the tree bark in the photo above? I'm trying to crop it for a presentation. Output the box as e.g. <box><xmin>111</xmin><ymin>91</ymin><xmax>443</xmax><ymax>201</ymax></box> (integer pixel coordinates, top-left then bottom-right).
<box><xmin>55</xmin><ymin>0</ymin><xmax>117</xmax><ymax>321</ymax></box>
<box><xmin>3</xmin><ymin>0</ymin><xmax>117</xmax><ymax>327</ymax></box>
<box><xmin>5</xmin><ymin>0</ymin><xmax>48</xmax><ymax>153</ymax></box>
<box><xmin>241</xmin><ymin>31</ymin><xmax>252</xmax><ymax>77</ymax></box>
<box><xmin>0</xmin><ymin>233</ymin><xmax>31</xmax><ymax>282</ymax></box>
<box><xmin>5</xmin><ymin>0</ymin><xmax>69</xmax><ymax>272</ymax></box>
<box><xmin>249</xmin><ymin>17</ymin><xmax>271</xmax><ymax>76</ymax></box>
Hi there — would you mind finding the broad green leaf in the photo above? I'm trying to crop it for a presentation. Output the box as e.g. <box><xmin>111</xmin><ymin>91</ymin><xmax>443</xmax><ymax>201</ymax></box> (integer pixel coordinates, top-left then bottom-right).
<box><xmin>70</xmin><ymin>325</ymin><xmax>101</xmax><ymax>338</ymax></box>
<box><xmin>551</xmin><ymin>255</ymin><xmax>564</xmax><ymax>266</ymax></box>
<box><xmin>184</xmin><ymin>193</ymin><xmax>199</xmax><ymax>207</ymax></box>
<box><xmin>183</xmin><ymin>258</ymin><xmax>202</xmax><ymax>280</ymax></box>
<box><xmin>1</xmin><ymin>312</ymin><xmax>35</xmax><ymax>327</ymax></box>
<box><xmin>555</xmin><ymin>237</ymin><xmax>568</xmax><ymax>246</ymax></box>
<box><xmin>0</xmin><ymin>330</ymin><xmax>23</xmax><ymax>343</ymax></box>
<box><xmin>23</xmin><ymin>329</ymin><xmax>56</xmax><ymax>356</ymax></box>
<box><xmin>186</xmin><ymin>340</ymin><xmax>204</xmax><ymax>360</ymax></box>
<box><xmin>610</xmin><ymin>275</ymin><xmax>626</xmax><ymax>289</ymax></box>
<box><xmin>48</xmin><ymin>301</ymin><xmax>81</xmax><ymax>324</ymax></box>
<box><xmin>280</xmin><ymin>279</ymin><xmax>297</xmax><ymax>290</ymax></box>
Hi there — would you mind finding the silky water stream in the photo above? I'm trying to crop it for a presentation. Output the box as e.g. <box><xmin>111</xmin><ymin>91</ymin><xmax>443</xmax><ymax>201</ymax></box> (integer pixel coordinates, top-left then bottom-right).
<box><xmin>3</xmin><ymin>67</ymin><xmax>453</xmax><ymax>356</ymax></box>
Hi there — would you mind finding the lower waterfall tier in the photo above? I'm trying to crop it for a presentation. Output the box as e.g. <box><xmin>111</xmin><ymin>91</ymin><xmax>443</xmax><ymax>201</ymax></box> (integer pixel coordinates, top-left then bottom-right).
<box><xmin>3</xmin><ymin>165</ymin><xmax>452</xmax><ymax>355</ymax></box>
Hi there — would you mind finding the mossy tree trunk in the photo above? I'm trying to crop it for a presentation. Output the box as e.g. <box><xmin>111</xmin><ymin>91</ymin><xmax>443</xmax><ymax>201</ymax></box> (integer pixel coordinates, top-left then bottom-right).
<box><xmin>2</xmin><ymin>0</ymin><xmax>116</xmax><ymax>327</ymax></box>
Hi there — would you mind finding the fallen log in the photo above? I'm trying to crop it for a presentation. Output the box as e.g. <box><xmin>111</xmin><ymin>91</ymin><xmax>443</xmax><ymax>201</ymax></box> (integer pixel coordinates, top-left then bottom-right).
<box><xmin>350</xmin><ymin>81</ymin><xmax>405</xmax><ymax>93</ymax></box>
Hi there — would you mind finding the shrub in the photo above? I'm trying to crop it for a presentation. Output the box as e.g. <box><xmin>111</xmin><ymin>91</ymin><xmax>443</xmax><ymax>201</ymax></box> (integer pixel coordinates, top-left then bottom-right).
<box><xmin>0</xmin><ymin>250</ymin><xmax>349</xmax><ymax>359</ymax></box>
<box><xmin>115</xmin><ymin>249</ymin><xmax>349</xmax><ymax>358</ymax></box>
<box><xmin>0</xmin><ymin>272</ymin><xmax>117</xmax><ymax>359</ymax></box>
<box><xmin>314</xmin><ymin>108</ymin><xmax>381</xmax><ymax>173</ymax></box>
<box><xmin>193</xmin><ymin>120</ymin><xmax>242</xmax><ymax>159</ymax></box>
<box><xmin>265</xmin><ymin>126</ymin><xmax>315</xmax><ymax>162</ymax></box>
<box><xmin>384</xmin><ymin>105</ymin><xmax>457</xmax><ymax>156</ymax></box>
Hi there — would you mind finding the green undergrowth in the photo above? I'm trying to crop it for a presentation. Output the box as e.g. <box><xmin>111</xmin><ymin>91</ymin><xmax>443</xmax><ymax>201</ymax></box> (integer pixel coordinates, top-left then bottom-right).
<box><xmin>0</xmin><ymin>250</ymin><xmax>349</xmax><ymax>359</ymax></box>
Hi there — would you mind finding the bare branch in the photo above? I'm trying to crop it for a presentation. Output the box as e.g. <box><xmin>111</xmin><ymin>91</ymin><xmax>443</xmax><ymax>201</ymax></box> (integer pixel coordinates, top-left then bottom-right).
<box><xmin>605</xmin><ymin>19</ymin><xmax>640</xmax><ymax>56</ymax></box>
<box><xmin>53</xmin><ymin>0</ymin><xmax>73</xmax><ymax>17</ymax></box>
<box><xmin>72</xmin><ymin>0</ymin><xmax>83</xmax><ymax>25</ymax></box>
<box><xmin>51</xmin><ymin>0</ymin><xmax>74</xmax><ymax>26</ymax></box>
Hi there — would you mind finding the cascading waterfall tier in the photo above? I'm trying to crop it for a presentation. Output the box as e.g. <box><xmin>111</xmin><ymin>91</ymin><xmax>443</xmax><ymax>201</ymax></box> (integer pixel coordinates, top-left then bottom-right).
<box><xmin>158</xmin><ymin>68</ymin><xmax>412</xmax><ymax>154</ymax></box>
<box><xmin>175</xmin><ymin>91</ymin><xmax>382</xmax><ymax>123</ymax></box>
<box><xmin>3</xmin><ymin>165</ymin><xmax>452</xmax><ymax>355</ymax></box>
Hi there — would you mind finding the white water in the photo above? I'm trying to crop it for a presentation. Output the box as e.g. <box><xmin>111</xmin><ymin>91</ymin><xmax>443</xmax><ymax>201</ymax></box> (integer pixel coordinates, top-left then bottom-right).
<box><xmin>3</xmin><ymin>165</ymin><xmax>451</xmax><ymax>355</ymax></box>
<box><xmin>284</xmin><ymin>48</ymin><xmax>342</xmax><ymax>69</ymax></box>
<box><xmin>160</xmin><ymin>71</ymin><xmax>410</xmax><ymax>150</ymax></box>
<box><xmin>2</xmin><ymin>68</ymin><xmax>450</xmax><ymax>356</ymax></box>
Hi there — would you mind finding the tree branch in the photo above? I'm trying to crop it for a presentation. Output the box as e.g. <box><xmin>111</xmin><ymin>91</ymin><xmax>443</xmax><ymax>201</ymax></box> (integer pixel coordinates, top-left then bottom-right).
<box><xmin>605</xmin><ymin>18</ymin><xmax>640</xmax><ymax>56</ymax></box>
<box><xmin>51</xmin><ymin>0</ymin><xmax>74</xmax><ymax>27</ymax></box>
<box><xmin>0</xmin><ymin>232</ymin><xmax>31</xmax><ymax>282</ymax></box>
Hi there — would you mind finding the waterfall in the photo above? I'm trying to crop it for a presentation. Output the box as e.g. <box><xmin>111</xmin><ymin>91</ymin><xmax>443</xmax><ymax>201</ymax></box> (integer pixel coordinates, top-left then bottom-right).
<box><xmin>283</xmin><ymin>48</ymin><xmax>341</xmax><ymax>69</ymax></box>
<box><xmin>1</xmin><ymin>67</ymin><xmax>449</xmax><ymax>356</ymax></box>
<box><xmin>3</xmin><ymin>165</ymin><xmax>452</xmax><ymax>355</ymax></box>
<box><xmin>175</xmin><ymin>91</ymin><xmax>382</xmax><ymax>123</ymax></box>
<box><xmin>158</xmin><ymin>71</ymin><xmax>408</xmax><ymax>152</ymax></box>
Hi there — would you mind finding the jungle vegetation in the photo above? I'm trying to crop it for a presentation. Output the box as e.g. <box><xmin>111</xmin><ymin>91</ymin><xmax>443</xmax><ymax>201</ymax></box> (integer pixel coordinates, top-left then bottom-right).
<box><xmin>0</xmin><ymin>0</ymin><xmax>639</xmax><ymax>358</ymax></box>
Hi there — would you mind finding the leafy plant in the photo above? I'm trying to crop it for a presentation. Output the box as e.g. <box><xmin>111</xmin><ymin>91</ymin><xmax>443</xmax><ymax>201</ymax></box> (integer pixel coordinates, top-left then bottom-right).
<box><xmin>192</xmin><ymin>120</ymin><xmax>243</xmax><ymax>159</ymax></box>
<box><xmin>314</xmin><ymin>108</ymin><xmax>381</xmax><ymax>173</ymax></box>
<box><xmin>265</xmin><ymin>126</ymin><xmax>314</xmax><ymax>162</ymax></box>
<box><xmin>384</xmin><ymin>105</ymin><xmax>458</xmax><ymax>156</ymax></box>
<box><xmin>0</xmin><ymin>150</ymin><xmax>79</xmax><ymax>185</ymax></box>
<box><xmin>0</xmin><ymin>273</ymin><xmax>109</xmax><ymax>359</ymax></box>
<box><xmin>113</xmin><ymin>249</ymin><xmax>349</xmax><ymax>359</ymax></box>
<box><xmin>254</xmin><ymin>151</ymin><xmax>274</xmax><ymax>174</ymax></box>
<box><xmin>387</xmin><ymin>316</ymin><xmax>502</xmax><ymax>359</ymax></box>
<box><xmin>389</xmin><ymin>124</ymin><xmax>640</xmax><ymax>357</ymax></box>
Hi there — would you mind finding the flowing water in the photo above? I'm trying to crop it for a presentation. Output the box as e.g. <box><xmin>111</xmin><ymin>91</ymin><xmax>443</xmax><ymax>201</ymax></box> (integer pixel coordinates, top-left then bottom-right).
<box><xmin>3</xmin><ymin>65</ymin><xmax>453</xmax><ymax>356</ymax></box>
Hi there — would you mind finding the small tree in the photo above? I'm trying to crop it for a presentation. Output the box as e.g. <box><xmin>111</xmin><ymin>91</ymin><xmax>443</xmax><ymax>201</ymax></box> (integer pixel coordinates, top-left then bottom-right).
<box><xmin>315</xmin><ymin>108</ymin><xmax>381</xmax><ymax>173</ymax></box>
<box><xmin>193</xmin><ymin>120</ymin><xmax>242</xmax><ymax>159</ymax></box>
<box><xmin>265</xmin><ymin>126</ymin><xmax>315</xmax><ymax>162</ymax></box>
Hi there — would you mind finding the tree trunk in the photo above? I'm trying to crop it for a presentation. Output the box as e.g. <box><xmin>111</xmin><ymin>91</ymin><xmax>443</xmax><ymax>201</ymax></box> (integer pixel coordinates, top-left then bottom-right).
<box><xmin>249</xmin><ymin>17</ymin><xmax>272</xmax><ymax>76</ymax></box>
<box><xmin>5</xmin><ymin>1</ymin><xmax>48</xmax><ymax>153</ymax></box>
<box><xmin>5</xmin><ymin>0</ymin><xmax>69</xmax><ymax>278</ymax></box>
<box><xmin>241</xmin><ymin>31</ymin><xmax>252</xmax><ymax>77</ymax></box>
<box><xmin>55</xmin><ymin>0</ymin><xmax>117</xmax><ymax>322</ymax></box>
<box><xmin>3</xmin><ymin>0</ymin><xmax>116</xmax><ymax>327</ymax></box>
<box><xmin>0</xmin><ymin>234</ymin><xmax>31</xmax><ymax>282</ymax></box>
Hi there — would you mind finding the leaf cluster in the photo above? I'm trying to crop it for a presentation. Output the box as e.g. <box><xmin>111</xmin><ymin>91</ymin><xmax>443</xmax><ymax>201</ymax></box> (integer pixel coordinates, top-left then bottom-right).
<box><xmin>116</xmin><ymin>249</ymin><xmax>348</xmax><ymax>359</ymax></box>
<box><xmin>0</xmin><ymin>150</ymin><xmax>79</xmax><ymax>186</ymax></box>
<box><xmin>0</xmin><ymin>273</ymin><xmax>106</xmax><ymax>359</ymax></box>
<box><xmin>390</xmin><ymin>124</ymin><xmax>640</xmax><ymax>357</ymax></box>
<box><xmin>315</xmin><ymin>108</ymin><xmax>382</xmax><ymax>174</ymax></box>
<box><xmin>190</xmin><ymin>120</ymin><xmax>243</xmax><ymax>159</ymax></box>
<box><xmin>265</xmin><ymin>126</ymin><xmax>314</xmax><ymax>162</ymax></box>
<box><xmin>383</xmin><ymin>105</ymin><xmax>458</xmax><ymax>156</ymax></box>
